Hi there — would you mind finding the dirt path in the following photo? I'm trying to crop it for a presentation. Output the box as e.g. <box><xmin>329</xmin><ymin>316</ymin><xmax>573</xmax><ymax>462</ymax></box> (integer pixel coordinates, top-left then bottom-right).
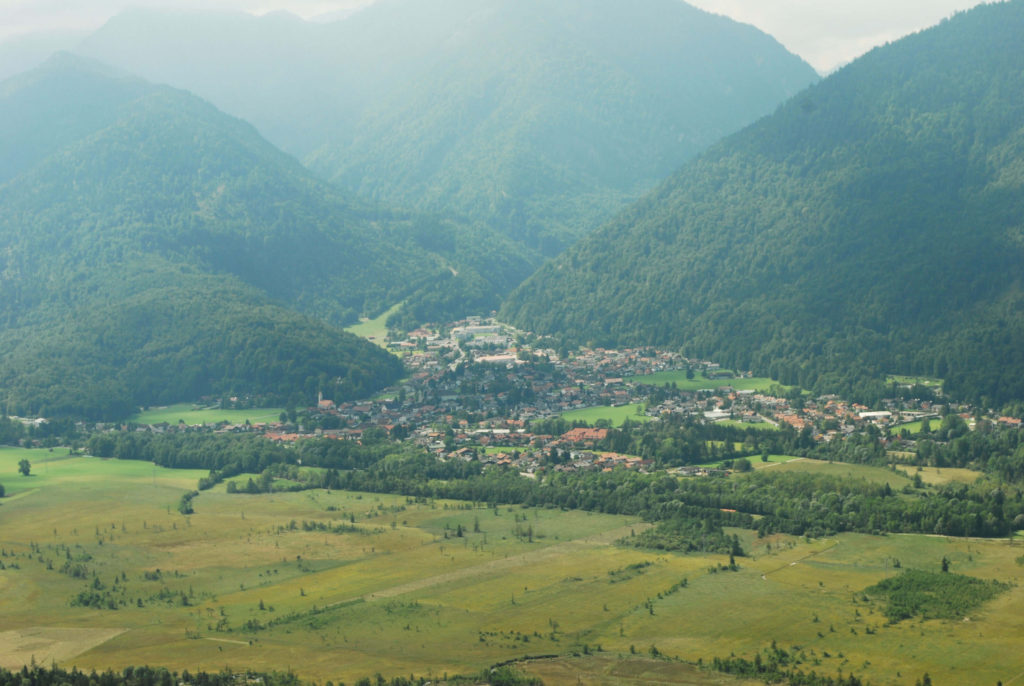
<box><xmin>761</xmin><ymin>538</ymin><xmax>839</xmax><ymax>580</ymax></box>
<box><xmin>1004</xmin><ymin>668</ymin><xmax>1024</xmax><ymax>685</ymax></box>
<box><xmin>759</xmin><ymin>457</ymin><xmax>806</xmax><ymax>470</ymax></box>
<box><xmin>325</xmin><ymin>522</ymin><xmax>650</xmax><ymax>609</ymax></box>
<box><xmin>2</xmin><ymin>489</ymin><xmax>40</xmax><ymax>502</ymax></box>
<box><xmin>203</xmin><ymin>637</ymin><xmax>250</xmax><ymax>646</ymax></box>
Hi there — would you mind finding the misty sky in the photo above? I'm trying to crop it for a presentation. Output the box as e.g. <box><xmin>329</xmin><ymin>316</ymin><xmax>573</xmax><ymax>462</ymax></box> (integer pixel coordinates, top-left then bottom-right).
<box><xmin>0</xmin><ymin>0</ymin><xmax>997</xmax><ymax>73</ymax></box>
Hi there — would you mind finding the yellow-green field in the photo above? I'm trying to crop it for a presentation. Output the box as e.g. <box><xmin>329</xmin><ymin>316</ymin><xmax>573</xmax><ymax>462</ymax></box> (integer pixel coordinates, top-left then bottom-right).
<box><xmin>769</xmin><ymin>458</ymin><xmax>916</xmax><ymax>486</ymax></box>
<box><xmin>130</xmin><ymin>404</ymin><xmax>284</xmax><ymax>426</ymax></box>
<box><xmin>895</xmin><ymin>465</ymin><xmax>983</xmax><ymax>485</ymax></box>
<box><xmin>560</xmin><ymin>403</ymin><xmax>651</xmax><ymax>426</ymax></box>
<box><xmin>2</xmin><ymin>447</ymin><xmax>1024</xmax><ymax>685</ymax></box>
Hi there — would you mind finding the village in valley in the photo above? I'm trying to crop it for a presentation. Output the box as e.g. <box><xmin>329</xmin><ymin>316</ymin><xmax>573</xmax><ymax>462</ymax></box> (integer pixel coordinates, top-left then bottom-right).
<box><xmin>5</xmin><ymin>317</ymin><xmax>1024</xmax><ymax>686</ymax></box>
<box><xmin>98</xmin><ymin>316</ymin><xmax>1019</xmax><ymax>477</ymax></box>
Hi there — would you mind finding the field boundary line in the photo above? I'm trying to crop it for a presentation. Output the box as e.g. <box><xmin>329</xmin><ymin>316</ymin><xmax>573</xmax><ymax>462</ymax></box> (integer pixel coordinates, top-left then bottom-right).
<box><xmin>761</xmin><ymin>538</ymin><xmax>839</xmax><ymax>580</ymax></box>
<box><xmin>203</xmin><ymin>637</ymin><xmax>250</xmax><ymax>646</ymax></box>
<box><xmin>2</xmin><ymin>489</ymin><xmax>40</xmax><ymax>502</ymax></box>
<box><xmin>322</xmin><ymin>522</ymin><xmax>649</xmax><ymax>610</ymax></box>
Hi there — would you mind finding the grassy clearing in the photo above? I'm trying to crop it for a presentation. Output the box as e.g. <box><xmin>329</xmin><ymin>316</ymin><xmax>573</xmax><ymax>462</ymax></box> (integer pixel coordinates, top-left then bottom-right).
<box><xmin>481</xmin><ymin>446</ymin><xmax>519</xmax><ymax>455</ymax></box>
<box><xmin>130</xmin><ymin>404</ymin><xmax>284</xmax><ymax>426</ymax></box>
<box><xmin>629</xmin><ymin>370</ymin><xmax>780</xmax><ymax>393</ymax></box>
<box><xmin>3</xmin><ymin>454</ymin><xmax>1024</xmax><ymax>685</ymax></box>
<box><xmin>560</xmin><ymin>404</ymin><xmax>651</xmax><ymax>427</ymax></box>
<box><xmin>750</xmin><ymin>454</ymin><xmax>804</xmax><ymax>469</ymax></box>
<box><xmin>887</xmin><ymin>375</ymin><xmax>944</xmax><ymax>387</ymax></box>
<box><xmin>717</xmin><ymin>419</ymin><xmax>778</xmax><ymax>431</ymax></box>
<box><xmin>680</xmin><ymin>455</ymin><xmax>802</xmax><ymax>473</ymax></box>
<box><xmin>894</xmin><ymin>465</ymin><xmax>982</xmax><ymax>485</ymax></box>
<box><xmin>889</xmin><ymin>419</ymin><xmax>941</xmax><ymax>436</ymax></box>
<box><xmin>344</xmin><ymin>302</ymin><xmax>403</xmax><ymax>345</ymax></box>
<box><xmin>770</xmin><ymin>458</ymin><xmax>914</xmax><ymax>487</ymax></box>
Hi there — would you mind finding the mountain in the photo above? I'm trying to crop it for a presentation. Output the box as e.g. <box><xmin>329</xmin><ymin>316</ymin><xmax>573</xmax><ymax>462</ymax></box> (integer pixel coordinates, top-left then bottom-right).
<box><xmin>306</xmin><ymin>0</ymin><xmax>818</xmax><ymax>253</ymax></box>
<box><xmin>74</xmin><ymin>9</ymin><xmax>349</xmax><ymax>160</ymax></box>
<box><xmin>0</xmin><ymin>55</ymin><xmax>527</xmax><ymax>418</ymax></box>
<box><xmin>74</xmin><ymin>0</ymin><xmax>817</xmax><ymax>255</ymax></box>
<box><xmin>0</xmin><ymin>30</ymin><xmax>88</xmax><ymax>82</ymax></box>
<box><xmin>502</xmin><ymin>1</ymin><xmax>1024</xmax><ymax>407</ymax></box>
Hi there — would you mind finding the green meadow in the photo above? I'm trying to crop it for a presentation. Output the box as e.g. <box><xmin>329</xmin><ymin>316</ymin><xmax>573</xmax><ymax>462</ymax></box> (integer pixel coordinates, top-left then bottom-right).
<box><xmin>628</xmin><ymin>370</ymin><xmax>780</xmax><ymax>393</ymax></box>
<box><xmin>344</xmin><ymin>302</ymin><xmax>404</xmax><ymax>346</ymax></box>
<box><xmin>481</xmin><ymin>446</ymin><xmax>520</xmax><ymax>456</ymax></box>
<box><xmin>130</xmin><ymin>404</ymin><xmax>284</xmax><ymax>426</ymax></box>
<box><xmin>889</xmin><ymin>418</ymin><xmax>950</xmax><ymax>436</ymax></box>
<box><xmin>560</xmin><ymin>403</ymin><xmax>652</xmax><ymax>427</ymax></box>
<box><xmin>769</xmin><ymin>458</ymin><xmax>915</xmax><ymax>486</ymax></box>
<box><xmin>2</xmin><ymin>449</ymin><xmax>1024</xmax><ymax>685</ymax></box>
<box><xmin>749</xmin><ymin>454</ymin><xmax>804</xmax><ymax>469</ymax></box>
<box><xmin>717</xmin><ymin>419</ymin><xmax>779</xmax><ymax>431</ymax></box>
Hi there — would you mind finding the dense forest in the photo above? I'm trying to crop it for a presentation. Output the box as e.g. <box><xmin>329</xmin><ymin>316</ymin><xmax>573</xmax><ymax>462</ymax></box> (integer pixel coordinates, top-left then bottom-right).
<box><xmin>74</xmin><ymin>0</ymin><xmax>816</xmax><ymax>256</ymax></box>
<box><xmin>503</xmin><ymin>1</ymin><xmax>1024</xmax><ymax>408</ymax></box>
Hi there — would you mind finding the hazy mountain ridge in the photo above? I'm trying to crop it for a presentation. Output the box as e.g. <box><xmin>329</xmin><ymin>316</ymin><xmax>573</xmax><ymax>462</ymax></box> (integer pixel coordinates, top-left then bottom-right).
<box><xmin>306</xmin><ymin>0</ymin><xmax>819</xmax><ymax>253</ymax></box>
<box><xmin>501</xmin><ymin>1</ymin><xmax>1024</xmax><ymax>406</ymax></box>
<box><xmin>0</xmin><ymin>30</ymin><xmax>89</xmax><ymax>82</ymax></box>
<box><xmin>71</xmin><ymin>0</ymin><xmax>817</xmax><ymax>256</ymax></box>
<box><xmin>74</xmin><ymin>8</ymin><xmax>349</xmax><ymax>159</ymax></box>
<box><xmin>0</xmin><ymin>56</ymin><xmax>496</xmax><ymax>417</ymax></box>
<box><xmin>0</xmin><ymin>57</ymin><xmax>407</xmax><ymax>320</ymax></box>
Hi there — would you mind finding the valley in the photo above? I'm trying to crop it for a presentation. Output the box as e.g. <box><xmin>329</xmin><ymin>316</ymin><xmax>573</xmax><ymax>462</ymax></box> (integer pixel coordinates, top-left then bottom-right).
<box><xmin>3</xmin><ymin>316</ymin><xmax>1023</xmax><ymax>684</ymax></box>
<box><xmin>2</xmin><ymin>1</ymin><xmax>1024</xmax><ymax>684</ymax></box>
<box><xmin>2</xmin><ymin>445</ymin><xmax>1023</xmax><ymax>685</ymax></box>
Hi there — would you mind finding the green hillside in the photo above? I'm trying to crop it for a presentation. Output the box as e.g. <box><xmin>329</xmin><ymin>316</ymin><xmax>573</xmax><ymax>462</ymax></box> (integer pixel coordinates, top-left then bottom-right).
<box><xmin>75</xmin><ymin>0</ymin><xmax>817</xmax><ymax>256</ymax></box>
<box><xmin>502</xmin><ymin>1</ymin><xmax>1024</xmax><ymax>407</ymax></box>
<box><xmin>0</xmin><ymin>56</ymin><xmax>423</xmax><ymax>418</ymax></box>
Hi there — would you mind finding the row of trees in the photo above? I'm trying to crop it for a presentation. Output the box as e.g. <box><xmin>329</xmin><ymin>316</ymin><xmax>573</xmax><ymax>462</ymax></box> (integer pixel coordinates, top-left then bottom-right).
<box><xmin>0</xmin><ymin>660</ymin><xmax>539</xmax><ymax>686</ymax></box>
<box><xmin>140</xmin><ymin>431</ymin><xmax>1021</xmax><ymax>540</ymax></box>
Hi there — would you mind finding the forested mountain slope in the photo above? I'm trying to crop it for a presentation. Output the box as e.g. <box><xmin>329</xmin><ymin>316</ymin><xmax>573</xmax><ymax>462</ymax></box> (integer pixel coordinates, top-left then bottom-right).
<box><xmin>502</xmin><ymin>1</ymin><xmax>1024</xmax><ymax>407</ymax></box>
<box><xmin>74</xmin><ymin>0</ymin><xmax>817</xmax><ymax>255</ymax></box>
<box><xmin>0</xmin><ymin>56</ymin><xmax>479</xmax><ymax>418</ymax></box>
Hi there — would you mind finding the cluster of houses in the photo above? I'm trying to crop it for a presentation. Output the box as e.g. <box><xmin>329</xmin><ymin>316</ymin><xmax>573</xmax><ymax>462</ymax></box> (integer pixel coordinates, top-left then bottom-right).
<box><xmin>100</xmin><ymin>317</ymin><xmax>1019</xmax><ymax>476</ymax></box>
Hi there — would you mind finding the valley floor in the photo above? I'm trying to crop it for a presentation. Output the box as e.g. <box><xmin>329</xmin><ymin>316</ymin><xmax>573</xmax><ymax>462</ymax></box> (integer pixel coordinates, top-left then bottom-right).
<box><xmin>1</xmin><ymin>448</ymin><xmax>1023</xmax><ymax>685</ymax></box>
